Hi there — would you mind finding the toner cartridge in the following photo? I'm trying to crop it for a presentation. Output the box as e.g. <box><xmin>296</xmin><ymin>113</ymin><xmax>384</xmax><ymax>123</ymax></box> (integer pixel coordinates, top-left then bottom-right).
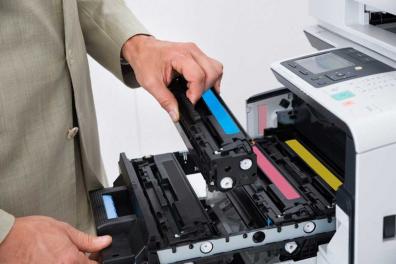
<box><xmin>168</xmin><ymin>77</ymin><xmax>257</xmax><ymax>191</ymax></box>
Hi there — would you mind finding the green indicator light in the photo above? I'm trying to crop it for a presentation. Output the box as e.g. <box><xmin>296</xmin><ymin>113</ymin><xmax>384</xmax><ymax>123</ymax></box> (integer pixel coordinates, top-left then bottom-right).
<box><xmin>332</xmin><ymin>91</ymin><xmax>355</xmax><ymax>101</ymax></box>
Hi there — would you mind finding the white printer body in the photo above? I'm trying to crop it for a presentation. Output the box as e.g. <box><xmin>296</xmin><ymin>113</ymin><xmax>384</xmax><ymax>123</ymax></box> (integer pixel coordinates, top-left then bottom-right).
<box><xmin>252</xmin><ymin>1</ymin><xmax>396</xmax><ymax>263</ymax></box>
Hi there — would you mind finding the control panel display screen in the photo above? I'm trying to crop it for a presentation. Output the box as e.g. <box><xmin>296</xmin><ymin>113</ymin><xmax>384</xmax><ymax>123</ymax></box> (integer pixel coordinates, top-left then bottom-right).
<box><xmin>295</xmin><ymin>53</ymin><xmax>354</xmax><ymax>74</ymax></box>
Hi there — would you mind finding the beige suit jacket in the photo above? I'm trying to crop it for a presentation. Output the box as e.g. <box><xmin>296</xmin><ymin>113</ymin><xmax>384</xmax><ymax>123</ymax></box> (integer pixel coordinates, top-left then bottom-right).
<box><xmin>0</xmin><ymin>0</ymin><xmax>148</xmax><ymax>242</ymax></box>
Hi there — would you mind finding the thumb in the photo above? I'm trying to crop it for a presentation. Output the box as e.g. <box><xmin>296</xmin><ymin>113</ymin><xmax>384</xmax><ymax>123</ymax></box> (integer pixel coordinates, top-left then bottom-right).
<box><xmin>145</xmin><ymin>81</ymin><xmax>179</xmax><ymax>122</ymax></box>
<box><xmin>65</xmin><ymin>225</ymin><xmax>112</xmax><ymax>253</ymax></box>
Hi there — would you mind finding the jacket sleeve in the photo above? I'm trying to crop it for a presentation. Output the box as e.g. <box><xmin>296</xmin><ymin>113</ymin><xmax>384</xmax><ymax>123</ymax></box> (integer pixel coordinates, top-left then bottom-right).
<box><xmin>0</xmin><ymin>210</ymin><xmax>15</xmax><ymax>243</ymax></box>
<box><xmin>77</xmin><ymin>0</ymin><xmax>150</xmax><ymax>88</ymax></box>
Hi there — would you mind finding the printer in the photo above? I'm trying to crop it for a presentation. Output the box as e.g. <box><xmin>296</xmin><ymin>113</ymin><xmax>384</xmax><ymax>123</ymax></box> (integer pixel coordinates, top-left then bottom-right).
<box><xmin>89</xmin><ymin>1</ymin><xmax>396</xmax><ymax>263</ymax></box>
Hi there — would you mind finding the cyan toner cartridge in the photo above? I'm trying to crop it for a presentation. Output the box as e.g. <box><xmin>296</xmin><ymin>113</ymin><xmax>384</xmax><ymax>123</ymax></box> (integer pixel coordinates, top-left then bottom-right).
<box><xmin>169</xmin><ymin>77</ymin><xmax>257</xmax><ymax>191</ymax></box>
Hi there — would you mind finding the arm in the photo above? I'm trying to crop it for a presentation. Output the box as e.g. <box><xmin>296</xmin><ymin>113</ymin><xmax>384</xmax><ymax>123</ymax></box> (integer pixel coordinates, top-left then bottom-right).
<box><xmin>77</xmin><ymin>0</ymin><xmax>150</xmax><ymax>87</ymax></box>
<box><xmin>0</xmin><ymin>210</ymin><xmax>15</xmax><ymax>243</ymax></box>
<box><xmin>77</xmin><ymin>0</ymin><xmax>223</xmax><ymax>121</ymax></box>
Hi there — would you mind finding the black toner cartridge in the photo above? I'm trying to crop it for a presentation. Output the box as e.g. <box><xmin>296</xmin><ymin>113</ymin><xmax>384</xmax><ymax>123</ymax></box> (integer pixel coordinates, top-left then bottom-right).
<box><xmin>169</xmin><ymin>77</ymin><xmax>257</xmax><ymax>191</ymax></box>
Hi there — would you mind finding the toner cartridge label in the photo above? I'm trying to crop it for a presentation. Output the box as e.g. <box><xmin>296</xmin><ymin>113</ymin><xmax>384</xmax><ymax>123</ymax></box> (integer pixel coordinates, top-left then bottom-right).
<box><xmin>285</xmin><ymin>139</ymin><xmax>342</xmax><ymax>191</ymax></box>
<box><xmin>258</xmin><ymin>104</ymin><xmax>268</xmax><ymax>136</ymax></box>
<box><xmin>202</xmin><ymin>89</ymin><xmax>240</xmax><ymax>135</ymax></box>
<box><xmin>253</xmin><ymin>146</ymin><xmax>301</xmax><ymax>200</ymax></box>
<box><xmin>102</xmin><ymin>195</ymin><xmax>118</xmax><ymax>219</ymax></box>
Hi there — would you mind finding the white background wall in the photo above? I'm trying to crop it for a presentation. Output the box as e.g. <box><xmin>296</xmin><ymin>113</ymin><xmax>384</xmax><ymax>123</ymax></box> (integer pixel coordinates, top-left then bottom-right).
<box><xmin>89</xmin><ymin>0</ymin><xmax>317</xmax><ymax>184</ymax></box>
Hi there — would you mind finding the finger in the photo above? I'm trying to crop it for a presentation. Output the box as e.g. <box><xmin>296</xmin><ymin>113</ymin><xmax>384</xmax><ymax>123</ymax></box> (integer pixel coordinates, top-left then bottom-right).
<box><xmin>64</xmin><ymin>224</ymin><xmax>112</xmax><ymax>253</ymax></box>
<box><xmin>188</xmin><ymin>45</ymin><xmax>223</xmax><ymax>90</ymax></box>
<box><xmin>210</xmin><ymin>58</ymin><xmax>223</xmax><ymax>94</ymax></box>
<box><xmin>89</xmin><ymin>252</ymin><xmax>101</xmax><ymax>262</ymax></box>
<box><xmin>77</xmin><ymin>251</ymin><xmax>99</xmax><ymax>264</ymax></box>
<box><xmin>171</xmin><ymin>54</ymin><xmax>206</xmax><ymax>104</ymax></box>
<box><xmin>85</xmin><ymin>258</ymin><xmax>98</xmax><ymax>264</ymax></box>
<box><xmin>143</xmin><ymin>79</ymin><xmax>179</xmax><ymax>122</ymax></box>
<box><xmin>213</xmin><ymin>77</ymin><xmax>222</xmax><ymax>94</ymax></box>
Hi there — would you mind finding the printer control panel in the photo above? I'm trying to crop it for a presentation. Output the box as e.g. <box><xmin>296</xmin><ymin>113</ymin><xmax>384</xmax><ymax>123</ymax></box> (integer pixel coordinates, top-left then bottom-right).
<box><xmin>323</xmin><ymin>71</ymin><xmax>396</xmax><ymax>115</ymax></box>
<box><xmin>281</xmin><ymin>48</ymin><xmax>394</xmax><ymax>88</ymax></box>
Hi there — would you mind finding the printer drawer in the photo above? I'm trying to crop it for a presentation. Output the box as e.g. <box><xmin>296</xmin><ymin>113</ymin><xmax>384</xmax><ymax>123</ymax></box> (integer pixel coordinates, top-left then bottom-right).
<box><xmin>90</xmin><ymin>145</ymin><xmax>336</xmax><ymax>264</ymax></box>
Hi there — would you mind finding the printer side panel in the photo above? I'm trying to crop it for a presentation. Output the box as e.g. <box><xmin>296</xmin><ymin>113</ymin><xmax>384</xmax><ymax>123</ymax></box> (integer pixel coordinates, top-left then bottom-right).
<box><xmin>354</xmin><ymin>143</ymin><xmax>396</xmax><ymax>264</ymax></box>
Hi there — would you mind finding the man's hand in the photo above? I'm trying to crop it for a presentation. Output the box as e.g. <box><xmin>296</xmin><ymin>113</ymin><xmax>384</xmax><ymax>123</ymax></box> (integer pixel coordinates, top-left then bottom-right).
<box><xmin>0</xmin><ymin>216</ymin><xmax>111</xmax><ymax>264</ymax></box>
<box><xmin>122</xmin><ymin>35</ymin><xmax>223</xmax><ymax>122</ymax></box>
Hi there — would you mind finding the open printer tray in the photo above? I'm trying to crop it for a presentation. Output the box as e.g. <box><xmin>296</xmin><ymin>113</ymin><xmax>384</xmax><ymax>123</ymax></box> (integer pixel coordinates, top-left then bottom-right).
<box><xmin>90</xmin><ymin>130</ymin><xmax>337</xmax><ymax>264</ymax></box>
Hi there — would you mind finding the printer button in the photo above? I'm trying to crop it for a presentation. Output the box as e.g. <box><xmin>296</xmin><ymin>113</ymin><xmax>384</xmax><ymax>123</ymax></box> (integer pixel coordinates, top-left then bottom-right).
<box><xmin>326</xmin><ymin>72</ymin><xmax>354</xmax><ymax>81</ymax></box>
<box><xmin>361</xmin><ymin>56</ymin><xmax>374</xmax><ymax>63</ymax></box>
<box><xmin>317</xmin><ymin>79</ymin><xmax>329</xmax><ymax>86</ymax></box>
<box><xmin>299</xmin><ymin>70</ymin><xmax>309</xmax><ymax>75</ymax></box>
<box><xmin>332</xmin><ymin>91</ymin><xmax>355</xmax><ymax>101</ymax></box>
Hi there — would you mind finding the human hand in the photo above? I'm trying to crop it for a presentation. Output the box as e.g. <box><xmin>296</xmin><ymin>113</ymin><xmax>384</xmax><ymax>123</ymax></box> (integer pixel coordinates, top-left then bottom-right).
<box><xmin>0</xmin><ymin>216</ymin><xmax>111</xmax><ymax>264</ymax></box>
<box><xmin>122</xmin><ymin>35</ymin><xmax>223</xmax><ymax>121</ymax></box>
